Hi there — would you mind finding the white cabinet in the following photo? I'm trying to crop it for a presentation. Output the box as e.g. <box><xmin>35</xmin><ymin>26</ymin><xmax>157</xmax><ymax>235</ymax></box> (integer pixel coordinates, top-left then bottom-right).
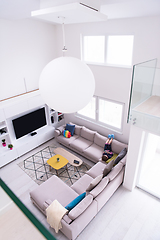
<box><xmin>0</xmin><ymin>91</ymin><xmax>60</xmax><ymax>168</ymax></box>
<box><xmin>0</xmin><ymin>149</ymin><xmax>18</xmax><ymax>168</ymax></box>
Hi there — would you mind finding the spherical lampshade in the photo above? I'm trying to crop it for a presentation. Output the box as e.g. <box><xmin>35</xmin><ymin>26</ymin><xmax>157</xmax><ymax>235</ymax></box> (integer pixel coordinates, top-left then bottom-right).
<box><xmin>39</xmin><ymin>57</ymin><xmax>95</xmax><ymax>113</ymax></box>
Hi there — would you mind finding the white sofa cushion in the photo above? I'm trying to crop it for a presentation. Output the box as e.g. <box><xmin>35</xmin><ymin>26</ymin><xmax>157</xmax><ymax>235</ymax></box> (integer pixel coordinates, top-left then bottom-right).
<box><xmin>80</xmin><ymin>126</ymin><xmax>96</xmax><ymax>142</ymax></box>
<box><xmin>89</xmin><ymin>177</ymin><xmax>109</xmax><ymax>198</ymax></box>
<box><xmin>86</xmin><ymin>162</ymin><xmax>106</xmax><ymax>178</ymax></box>
<box><xmin>86</xmin><ymin>174</ymin><xmax>103</xmax><ymax>192</ymax></box>
<box><xmin>94</xmin><ymin>132</ymin><xmax>107</xmax><ymax>148</ymax></box>
<box><xmin>68</xmin><ymin>194</ymin><xmax>93</xmax><ymax>220</ymax></box>
<box><xmin>83</xmin><ymin>143</ymin><xmax>104</xmax><ymax>163</ymax></box>
<box><xmin>69</xmin><ymin>136</ymin><xmax>92</xmax><ymax>153</ymax></box>
<box><xmin>71</xmin><ymin>174</ymin><xmax>93</xmax><ymax>195</ymax></box>
<box><xmin>111</xmin><ymin>139</ymin><xmax>128</xmax><ymax>154</ymax></box>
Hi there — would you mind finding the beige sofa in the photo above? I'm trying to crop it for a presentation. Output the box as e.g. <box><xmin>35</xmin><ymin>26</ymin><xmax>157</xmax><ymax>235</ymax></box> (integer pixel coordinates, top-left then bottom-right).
<box><xmin>54</xmin><ymin>123</ymin><xmax>127</xmax><ymax>163</ymax></box>
<box><xmin>30</xmin><ymin>123</ymin><xmax>127</xmax><ymax>240</ymax></box>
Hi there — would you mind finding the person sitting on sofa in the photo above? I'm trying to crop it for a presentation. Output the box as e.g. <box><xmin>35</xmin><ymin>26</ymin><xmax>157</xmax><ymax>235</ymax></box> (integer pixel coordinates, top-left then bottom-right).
<box><xmin>102</xmin><ymin>134</ymin><xmax>114</xmax><ymax>161</ymax></box>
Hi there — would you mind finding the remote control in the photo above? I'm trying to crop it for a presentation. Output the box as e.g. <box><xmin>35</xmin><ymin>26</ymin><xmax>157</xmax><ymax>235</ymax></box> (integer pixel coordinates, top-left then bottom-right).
<box><xmin>74</xmin><ymin>160</ymin><xmax>79</xmax><ymax>164</ymax></box>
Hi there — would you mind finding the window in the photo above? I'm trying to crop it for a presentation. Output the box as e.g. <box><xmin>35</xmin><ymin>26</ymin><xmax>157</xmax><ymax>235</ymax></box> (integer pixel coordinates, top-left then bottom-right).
<box><xmin>77</xmin><ymin>96</ymin><xmax>124</xmax><ymax>131</ymax></box>
<box><xmin>78</xmin><ymin>97</ymin><xmax>96</xmax><ymax>120</ymax></box>
<box><xmin>106</xmin><ymin>35</ymin><xmax>134</xmax><ymax>67</ymax></box>
<box><xmin>82</xmin><ymin>35</ymin><xmax>134</xmax><ymax>67</ymax></box>
<box><xmin>98</xmin><ymin>98</ymin><xmax>123</xmax><ymax>129</ymax></box>
<box><xmin>83</xmin><ymin>36</ymin><xmax>105</xmax><ymax>64</ymax></box>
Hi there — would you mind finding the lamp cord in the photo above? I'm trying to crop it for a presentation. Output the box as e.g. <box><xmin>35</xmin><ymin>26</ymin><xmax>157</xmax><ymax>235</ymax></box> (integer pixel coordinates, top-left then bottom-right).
<box><xmin>62</xmin><ymin>22</ymin><xmax>67</xmax><ymax>55</ymax></box>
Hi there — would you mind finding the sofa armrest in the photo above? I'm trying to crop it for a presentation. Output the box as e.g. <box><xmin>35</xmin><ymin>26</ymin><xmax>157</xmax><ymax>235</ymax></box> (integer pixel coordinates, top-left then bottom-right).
<box><xmin>54</xmin><ymin>125</ymin><xmax>65</xmax><ymax>138</ymax></box>
<box><xmin>43</xmin><ymin>199</ymin><xmax>53</xmax><ymax>211</ymax></box>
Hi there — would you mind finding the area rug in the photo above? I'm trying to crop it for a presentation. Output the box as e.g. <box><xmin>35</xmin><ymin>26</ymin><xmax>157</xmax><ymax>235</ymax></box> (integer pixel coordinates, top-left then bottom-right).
<box><xmin>18</xmin><ymin>146</ymin><xmax>91</xmax><ymax>186</ymax></box>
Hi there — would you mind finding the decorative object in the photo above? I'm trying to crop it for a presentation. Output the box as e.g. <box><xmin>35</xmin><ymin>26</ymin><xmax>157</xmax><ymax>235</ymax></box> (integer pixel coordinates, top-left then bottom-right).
<box><xmin>39</xmin><ymin>18</ymin><xmax>95</xmax><ymax>114</ymax></box>
<box><xmin>39</xmin><ymin>56</ymin><xmax>95</xmax><ymax>113</ymax></box>
<box><xmin>0</xmin><ymin>128</ymin><xmax>6</xmax><ymax>135</ymax></box>
<box><xmin>8</xmin><ymin>144</ymin><xmax>13</xmax><ymax>150</ymax></box>
<box><xmin>2</xmin><ymin>139</ymin><xmax>6</xmax><ymax>147</ymax></box>
<box><xmin>57</xmin><ymin>157</ymin><xmax>60</xmax><ymax>162</ymax></box>
<box><xmin>62</xmin><ymin>130</ymin><xmax>71</xmax><ymax>138</ymax></box>
<box><xmin>18</xmin><ymin>146</ymin><xmax>91</xmax><ymax>186</ymax></box>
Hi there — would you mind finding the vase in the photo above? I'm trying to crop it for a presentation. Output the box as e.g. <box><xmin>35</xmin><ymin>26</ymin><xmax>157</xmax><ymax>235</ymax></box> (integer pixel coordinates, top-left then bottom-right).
<box><xmin>9</xmin><ymin>148</ymin><xmax>13</xmax><ymax>150</ymax></box>
<box><xmin>2</xmin><ymin>142</ymin><xmax>6</xmax><ymax>147</ymax></box>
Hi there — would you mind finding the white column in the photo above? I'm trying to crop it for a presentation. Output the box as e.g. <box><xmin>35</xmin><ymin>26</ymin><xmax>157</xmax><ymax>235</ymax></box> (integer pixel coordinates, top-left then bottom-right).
<box><xmin>123</xmin><ymin>124</ymin><xmax>144</xmax><ymax>191</ymax></box>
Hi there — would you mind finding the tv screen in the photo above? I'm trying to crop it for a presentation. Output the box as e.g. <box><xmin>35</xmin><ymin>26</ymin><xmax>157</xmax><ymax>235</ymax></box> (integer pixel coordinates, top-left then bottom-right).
<box><xmin>12</xmin><ymin>107</ymin><xmax>47</xmax><ymax>139</ymax></box>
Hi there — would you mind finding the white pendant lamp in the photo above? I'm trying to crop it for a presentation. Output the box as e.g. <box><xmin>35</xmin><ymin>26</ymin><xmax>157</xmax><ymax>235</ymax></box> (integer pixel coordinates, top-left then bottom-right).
<box><xmin>39</xmin><ymin>56</ymin><xmax>95</xmax><ymax>113</ymax></box>
<box><xmin>39</xmin><ymin>20</ymin><xmax>95</xmax><ymax>113</ymax></box>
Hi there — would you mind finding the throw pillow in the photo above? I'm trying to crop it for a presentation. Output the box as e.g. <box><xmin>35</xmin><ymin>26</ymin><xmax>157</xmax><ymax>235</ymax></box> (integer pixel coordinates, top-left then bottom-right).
<box><xmin>86</xmin><ymin>174</ymin><xmax>103</xmax><ymax>192</ymax></box>
<box><xmin>62</xmin><ymin>130</ymin><xmax>71</xmax><ymax>138</ymax></box>
<box><xmin>68</xmin><ymin>194</ymin><xmax>93</xmax><ymax>220</ymax></box>
<box><xmin>106</xmin><ymin>153</ymin><xmax>118</xmax><ymax>164</ymax></box>
<box><xmin>103</xmin><ymin>160</ymin><xmax>114</xmax><ymax>177</ymax></box>
<box><xmin>114</xmin><ymin>148</ymin><xmax>127</xmax><ymax>165</ymax></box>
<box><xmin>65</xmin><ymin>192</ymin><xmax>86</xmax><ymax>211</ymax></box>
<box><xmin>65</xmin><ymin>124</ymin><xmax>75</xmax><ymax>136</ymax></box>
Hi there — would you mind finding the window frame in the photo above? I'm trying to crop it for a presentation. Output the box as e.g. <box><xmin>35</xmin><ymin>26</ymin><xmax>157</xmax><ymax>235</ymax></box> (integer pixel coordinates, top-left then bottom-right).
<box><xmin>76</xmin><ymin>96</ymin><xmax>124</xmax><ymax>133</ymax></box>
<box><xmin>81</xmin><ymin>34</ymin><xmax>134</xmax><ymax>68</ymax></box>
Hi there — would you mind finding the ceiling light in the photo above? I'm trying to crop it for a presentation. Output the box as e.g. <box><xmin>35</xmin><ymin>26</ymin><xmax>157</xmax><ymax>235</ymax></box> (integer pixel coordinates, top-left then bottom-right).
<box><xmin>39</xmin><ymin>18</ymin><xmax>95</xmax><ymax>113</ymax></box>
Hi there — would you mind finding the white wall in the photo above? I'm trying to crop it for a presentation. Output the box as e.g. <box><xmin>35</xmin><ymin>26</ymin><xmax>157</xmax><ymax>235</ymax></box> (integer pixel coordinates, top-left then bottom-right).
<box><xmin>55</xmin><ymin>16</ymin><xmax>160</xmax><ymax>144</ymax></box>
<box><xmin>0</xmin><ymin>19</ymin><xmax>56</xmax><ymax>101</ymax></box>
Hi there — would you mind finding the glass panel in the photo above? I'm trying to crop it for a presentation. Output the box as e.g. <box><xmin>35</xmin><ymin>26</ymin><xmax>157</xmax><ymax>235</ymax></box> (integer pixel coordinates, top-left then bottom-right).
<box><xmin>0</xmin><ymin>178</ymin><xmax>56</xmax><ymax>240</ymax></box>
<box><xmin>98</xmin><ymin>99</ymin><xmax>123</xmax><ymax>129</ymax></box>
<box><xmin>77</xmin><ymin>97</ymin><xmax>96</xmax><ymax>120</ymax></box>
<box><xmin>83</xmin><ymin>36</ymin><xmax>105</xmax><ymax>63</ymax></box>
<box><xmin>127</xmin><ymin>59</ymin><xmax>157</xmax><ymax>125</ymax></box>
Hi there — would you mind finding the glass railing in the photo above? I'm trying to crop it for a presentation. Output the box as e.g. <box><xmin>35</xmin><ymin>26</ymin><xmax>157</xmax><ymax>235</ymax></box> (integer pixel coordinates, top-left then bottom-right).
<box><xmin>127</xmin><ymin>59</ymin><xmax>160</xmax><ymax>135</ymax></box>
<box><xmin>0</xmin><ymin>178</ymin><xmax>56</xmax><ymax>240</ymax></box>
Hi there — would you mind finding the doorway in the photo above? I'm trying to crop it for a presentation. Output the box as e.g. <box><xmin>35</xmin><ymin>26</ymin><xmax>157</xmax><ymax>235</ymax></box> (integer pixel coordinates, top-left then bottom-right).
<box><xmin>137</xmin><ymin>132</ymin><xmax>160</xmax><ymax>199</ymax></box>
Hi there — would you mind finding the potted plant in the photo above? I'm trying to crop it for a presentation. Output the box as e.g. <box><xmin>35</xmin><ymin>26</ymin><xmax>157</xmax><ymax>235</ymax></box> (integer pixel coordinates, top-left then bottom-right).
<box><xmin>8</xmin><ymin>144</ymin><xmax>13</xmax><ymax>150</ymax></box>
<box><xmin>2</xmin><ymin>139</ymin><xmax>6</xmax><ymax>147</ymax></box>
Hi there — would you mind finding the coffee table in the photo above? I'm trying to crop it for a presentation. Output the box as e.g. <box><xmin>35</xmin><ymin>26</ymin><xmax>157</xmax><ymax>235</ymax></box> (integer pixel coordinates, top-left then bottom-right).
<box><xmin>53</xmin><ymin>147</ymin><xmax>83</xmax><ymax>170</ymax></box>
<box><xmin>47</xmin><ymin>154</ymin><xmax>69</xmax><ymax>176</ymax></box>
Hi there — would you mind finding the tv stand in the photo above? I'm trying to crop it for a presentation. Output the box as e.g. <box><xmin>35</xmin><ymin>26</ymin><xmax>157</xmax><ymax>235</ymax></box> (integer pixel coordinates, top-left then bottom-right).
<box><xmin>0</xmin><ymin>91</ymin><xmax>64</xmax><ymax>168</ymax></box>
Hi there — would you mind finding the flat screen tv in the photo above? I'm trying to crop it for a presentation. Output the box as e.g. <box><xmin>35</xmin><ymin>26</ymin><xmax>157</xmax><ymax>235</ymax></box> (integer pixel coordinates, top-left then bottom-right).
<box><xmin>12</xmin><ymin>107</ymin><xmax>47</xmax><ymax>139</ymax></box>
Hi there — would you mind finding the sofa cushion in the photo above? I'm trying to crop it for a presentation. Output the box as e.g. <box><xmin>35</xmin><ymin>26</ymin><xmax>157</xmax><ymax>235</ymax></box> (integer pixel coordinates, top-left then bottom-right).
<box><xmin>86</xmin><ymin>162</ymin><xmax>106</xmax><ymax>178</ymax></box>
<box><xmin>71</xmin><ymin>174</ymin><xmax>93</xmax><ymax>195</ymax></box>
<box><xmin>62</xmin><ymin>130</ymin><xmax>71</xmax><ymax>138</ymax></box>
<box><xmin>89</xmin><ymin>177</ymin><xmax>109</xmax><ymax>198</ymax></box>
<box><xmin>69</xmin><ymin>122</ymin><xmax>82</xmax><ymax>136</ymax></box>
<box><xmin>114</xmin><ymin>148</ymin><xmax>127</xmax><ymax>165</ymax></box>
<box><xmin>119</xmin><ymin>154</ymin><xmax>127</xmax><ymax>166</ymax></box>
<box><xmin>94</xmin><ymin>132</ymin><xmax>107</xmax><ymax>148</ymax></box>
<box><xmin>80</xmin><ymin>126</ymin><xmax>96</xmax><ymax>142</ymax></box>
<box><xmin>111</xmin><ymin>139</ymin><xmax>128</xmax><ymax>154</ymax></box>
<box><xmin>65</xmin><ymin>123</ymin><xmax>75</xmax><ymax>136</ymax></box>
<box><xmin>69</xmin><ymin>136</ymin><xmax>92</xmax><ymax>153</ymax></box>
<box><xmin>30</xmin><ymin>175</ymin><xmax>78</xmax><ymax>211</ymax></box>
<box><xmin>107</xmin><ymin>162</ymin><xmax>124</xmax><ymax>181</ymax></box>
<box><xmin>83</xmin><ymin>143</ymin><xmax>104</xmax><ymax>163</ymax></box>
<box><xmin>68</xmin><ymin>194</ymin><xmax>93</xmax><ymax>220</ymax></box>
<box><xmin>103</xmin><ymin>160</ymin><xmax>114</xmax><ymax>177</ymax></box>
<box><xmin>65</xmin><ymin>192</ymin><xmax>86</xmax><ymax>211</ymax></box>
<box><xmin>105</xmin><ymin>153</ymin><xmax>118</xmax><ymax>164</ymax></box>
<box><xmin>86</xmin><ymin>174</ymin><xmax>103</xmax><ymax>192</ymax></box>
<box><xmin>57</xmin><ymin>134</ymin><xmax>79</xmax><ymax>146</ymax></box>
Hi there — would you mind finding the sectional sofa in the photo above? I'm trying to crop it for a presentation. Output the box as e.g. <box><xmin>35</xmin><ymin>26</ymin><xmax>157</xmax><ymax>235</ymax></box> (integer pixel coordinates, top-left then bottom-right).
<box><xmin>30</xmin><ymin>123</ymin><xmax>128</xmax><ymax>240</ymax></box>
<box><xmin>54</xmin><ymin>122</ymin><xmax>127</xmax><ymax>163</ymax></box>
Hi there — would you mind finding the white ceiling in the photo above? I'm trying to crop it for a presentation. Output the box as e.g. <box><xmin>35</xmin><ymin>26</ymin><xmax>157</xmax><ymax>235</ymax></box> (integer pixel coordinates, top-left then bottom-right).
<box><xmin>0</xmin><ymin>0</ymin><xmax>160</xmax><ymax>22</ymax></box>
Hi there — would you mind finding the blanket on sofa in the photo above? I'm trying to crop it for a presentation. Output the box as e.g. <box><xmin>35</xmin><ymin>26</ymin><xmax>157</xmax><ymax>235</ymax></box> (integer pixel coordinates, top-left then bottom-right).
<box><xmin>46</xmin><ymin>200</ymin><xmax>68</xmax><ymax>233</ymax></box>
